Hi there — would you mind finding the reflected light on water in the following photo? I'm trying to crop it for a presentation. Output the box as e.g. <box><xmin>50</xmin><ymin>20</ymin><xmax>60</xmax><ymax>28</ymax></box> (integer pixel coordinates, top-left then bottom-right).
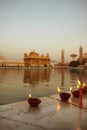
<box><xmin>0</xmin><ymin>68</ymin><xmax>87</xmax><ymax>105</ymax></box>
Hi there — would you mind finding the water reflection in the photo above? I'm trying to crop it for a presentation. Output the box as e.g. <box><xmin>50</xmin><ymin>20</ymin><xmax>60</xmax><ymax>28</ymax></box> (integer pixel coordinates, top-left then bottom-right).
<box><xmin>0</xmin><ymin>69</ymin><xmax>5</xmax><ymax>81</ymax></box>
<box><xmin>61</xmin><ymin>69</ymin><xmax>65</xmax><ymax>87</ymax></box>
<box><xmin>53</xmin><ymin>69</ymin><xmax>69</xmax><ymax>90</ymax></box>
<box><xmin>23</xmin><ymin>69</ymin><xmax>51</xmax><ymax>86</ymax></box>
<box><xmin>0</xmin><ymin>68</ymin><xmax>87</xmax><ymax>105</ymax></box>
<box><xmin>69</xmin><ymin>69</ymin><xmax>87</xmax><ymax>88</ymax></box>
<box><xmin>69</xmin><ymin>69</ymin><xmax>87</xmax><ymax>81</ymax></box>
<box><xmin>0</xmin><ymin>68</ymin><xmax>23</xmax><ymax>82</ymax></box>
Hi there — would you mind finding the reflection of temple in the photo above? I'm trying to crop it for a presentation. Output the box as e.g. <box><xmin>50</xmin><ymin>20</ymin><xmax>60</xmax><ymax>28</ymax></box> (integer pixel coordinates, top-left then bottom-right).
<box><xmin>23</xmin><ymin>69</ymin><xmax>51</xmax><ymax>85</ymax></box>
<box><xmin>69</xmin><ymin>68</ymin><xmax>87</xmax><ymax>85</ymax></box>
<box><xmin>61</xmin><ymin>69</ymin><xmax>65</xmax><ymax>87</ymax></box>
<box><xmin>24</xmin><ymin>50</ymin><xmax>51</xmax><ymax>67</ymax></box>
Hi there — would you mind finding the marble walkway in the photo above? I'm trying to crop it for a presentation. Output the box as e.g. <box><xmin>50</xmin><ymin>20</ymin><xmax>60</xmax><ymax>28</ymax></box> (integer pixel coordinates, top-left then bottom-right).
<box><xmin>0</xmin><ymin>93</ymin><xmax>87</xmax><ymax>130</ymax></box>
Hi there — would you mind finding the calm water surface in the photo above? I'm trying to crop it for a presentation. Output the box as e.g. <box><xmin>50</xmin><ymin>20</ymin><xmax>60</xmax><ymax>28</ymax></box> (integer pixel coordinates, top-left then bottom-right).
<box><xmin>0</xmin><ymin>68</ymin><xmax>87</xmax><ymax>105</ymax></box>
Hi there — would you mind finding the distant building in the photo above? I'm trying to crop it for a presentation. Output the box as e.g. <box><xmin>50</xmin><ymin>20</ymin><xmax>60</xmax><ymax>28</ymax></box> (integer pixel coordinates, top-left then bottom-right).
<box><xmin>0</xmin><ymin>52</ymin><xmax>24</xmax><ymax>67</ymax></box>
<box><xmin>79</xmin><ymin>46</ymin><xmax>87</xmax><ymax>64</ymax></box>
<box><xmin>83</xmin><ymin>53</ymin><xmax>87</xmax><ymax>63</ymax></box>
<box><xmin>79</xmin><ymin>45</ymin><xmax>83</xmax><ymax>64</ymax></box>
<box><xmin>61</xmin><ymin>49</ymin><xmax>64</xmax><ymax>65</ymax></box>
<box><xmin>24</xmin><ymin>50</ymin><xmax>51</xmax><ymax>67</ymax></box>
<box><xmin>69</xmin><ymin>45</ymin><xmax>87</xmax><ymax>67</ymax></box>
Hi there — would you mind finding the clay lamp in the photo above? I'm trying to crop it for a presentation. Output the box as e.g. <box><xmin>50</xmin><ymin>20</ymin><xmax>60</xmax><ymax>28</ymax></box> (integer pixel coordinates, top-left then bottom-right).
<box><xmin>27</xmin><ymin>94</ymin><xmax>41</xmax><ymax>107</ymax></box>
<box><xmin>82</xmin><ymin>83</ymin><xmax>87</xmax><ymax>94</ymax></box>
<box><xmin>83</xmin><ymin>83</ymin><xmax>87</xmax><ymax>92</ymax></box>
<box><xmin>70</xmin><ymin>86</ymin><xmax>79</xmax><ymax>98</ymax></box>
<box><xmin>84</xmin><ymin>86</ymin><xmax>87</xmax><ymax>92</ymax></box>
<box><xmin>78</xmin><ymin>81</ymin><xmax>86</xmax><ymax>94</ymax></box>
<box><xmin>57</xmin><ymin>87</ymin><xmax>71</xmax><ymax>101</ymax></box>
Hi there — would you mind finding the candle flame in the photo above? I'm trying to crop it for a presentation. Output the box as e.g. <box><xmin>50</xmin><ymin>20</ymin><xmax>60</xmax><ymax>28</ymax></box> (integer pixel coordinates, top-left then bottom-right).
<box><xmin>78</xmin><ymin>80</ymin><xmax>81</xmax><ymax>86</ymax></box>
<box><xmin>70</xmin><ymin>86</ymin><xmax>72</xmax><ymax>91</ymax></box>
<box><xmin>83</xmin><ymin>83</ymin><xmax>85</xmax><ymax>87</ymax></box>
<box><xmin>57</xmin><ymin>87</ymin><xmax>61</xmax><ymax>93</ymax></box>
<box><xmin>29</xmin><ymin>94</ymin><xmax>32</xmax><ymax>98</ymax></box>
<box><xmin>77</xmin><ymin>85</ymin><xmax>80</xmax><ymax>89</ymax></box>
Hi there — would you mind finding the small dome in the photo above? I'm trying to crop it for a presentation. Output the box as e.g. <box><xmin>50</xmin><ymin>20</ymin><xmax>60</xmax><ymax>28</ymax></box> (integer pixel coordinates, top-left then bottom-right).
<box><xmin>29</xmin><ymin>50</ymin><xmax>38</xmax><ymax>56</ymax></box>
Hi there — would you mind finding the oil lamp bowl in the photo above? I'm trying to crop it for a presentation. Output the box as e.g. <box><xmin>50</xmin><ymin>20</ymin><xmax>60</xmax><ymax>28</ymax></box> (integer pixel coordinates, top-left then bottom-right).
<box><xmin>81</xmin><ymin>87</ymin><xmax>87</xmax><ymax>94</ymax></box>
<box><xmin>27</xmin><ymin>98</ymin><xmax>41</xmax><ymax>107</ymax></box>
<box><xmin>82</xmin><ymin>88</ymin><xmax>86</xmax><ymax>94</ymax></box>
<box><xmin>84</xmin><ymin>86</ymin><xmax>87</xmax><ymax>92</ymax></box>
<box><xmin>60</xmin><ymin>92</ymin><xmax>71</xmax><ymax>101</ymax></box>
<box><xmin>71</xmin><ymin>90</ymin><xmax>79</xmax><ymax>97</ymax></box>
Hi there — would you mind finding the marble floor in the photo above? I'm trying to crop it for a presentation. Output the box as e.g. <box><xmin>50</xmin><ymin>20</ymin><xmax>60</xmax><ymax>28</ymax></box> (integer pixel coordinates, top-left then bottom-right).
<box><xmin>0</xmin><ymin>93</ymin><xmax>87</xmax><ymax>130</ymax></box>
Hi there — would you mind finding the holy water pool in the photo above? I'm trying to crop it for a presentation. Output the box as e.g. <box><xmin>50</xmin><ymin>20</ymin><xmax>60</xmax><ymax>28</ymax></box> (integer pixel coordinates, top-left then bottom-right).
<box><xmin>0</xmin><ymin>68</ymin><xmax>87</xmax><ymax>105</ymax></box>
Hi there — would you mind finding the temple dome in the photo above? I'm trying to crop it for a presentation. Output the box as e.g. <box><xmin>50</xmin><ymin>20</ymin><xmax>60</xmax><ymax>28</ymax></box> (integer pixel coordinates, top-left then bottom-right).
<box><xmin>29</xmin><ymin>50</ymin><xmax>39</xmax><ymax>56</ymax></box>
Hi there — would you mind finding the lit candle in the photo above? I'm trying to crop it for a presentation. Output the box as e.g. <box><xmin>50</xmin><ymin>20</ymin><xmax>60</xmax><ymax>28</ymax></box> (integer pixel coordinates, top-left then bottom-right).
<box><xmin>77</xmin><ymin>85</ymin><xmax>80</xmax><ymax>89</ymax></box>
<box><xmin>83</xmin><ymin>83</ymin><xmax>85</xmax><ymax>87</ymax></box>
<box><xmin>78</xmin><ymin>80</ymin><xmax>81</xmax><ymax>86</ymax></box>
<box><xmin>78</xmin><ymin>80</ymin><xmax>83</xmax><ymax>108</ymax></box>
<box><xmin>29</xmin><ymin>93</ymin><xmax>32</xmax><ymax>99</ymax></box>
<box><xmin>57</xmin><ymin>87</ymin><xmax>61</xmax><ymax>93</ymax></box>
<box><xmin>70</xmin><ymin>86</ymin><xmax>73</xmax><ymax>91</ymax></box>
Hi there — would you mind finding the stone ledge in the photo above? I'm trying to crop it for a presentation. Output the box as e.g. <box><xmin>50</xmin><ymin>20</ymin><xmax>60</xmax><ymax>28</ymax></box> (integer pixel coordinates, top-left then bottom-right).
<box><xmin>0</xmin><ymin>94</ymin><xmax>87</xmax><ymax>130</ymax></box>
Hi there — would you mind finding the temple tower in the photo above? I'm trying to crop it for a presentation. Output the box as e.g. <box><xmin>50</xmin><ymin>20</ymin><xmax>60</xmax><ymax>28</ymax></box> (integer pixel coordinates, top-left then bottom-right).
<box><xmin>61</xmin><ymin>49</ymin><xmax>64</xmax><ymax>65</ymax></box>
<box><xmin>79</xmin><ymin>46</ymin><xmax>83</xmax><ymax>64</ymax></box>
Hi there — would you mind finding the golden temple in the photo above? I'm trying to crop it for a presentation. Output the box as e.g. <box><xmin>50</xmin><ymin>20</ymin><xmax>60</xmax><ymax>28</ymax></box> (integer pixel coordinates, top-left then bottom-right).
<box><xmin>24</xmin><ymin>50</ymin><xmax>51</xmax><ymax>67</ymax></box>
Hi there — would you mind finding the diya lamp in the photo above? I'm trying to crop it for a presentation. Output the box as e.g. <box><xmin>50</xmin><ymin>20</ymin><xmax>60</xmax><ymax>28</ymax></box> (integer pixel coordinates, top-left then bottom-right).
<box><xmin>70</xmin><ymin>86</ymin><xmax>79</xmax><ymax>98</ymax></box>
<box><xmin>83</xmin><ymin>83</ymin><xmax>87</xmax><ymax>92</ymax></box>
<box><xmin>78</xmin><ymin>80</ymin><xmax>83</xmax><ymax>107</ymax></box>
<box><xmin>78</xmin><ymin>80</ymin><xmax>86</xmax><ymax>94</ymax></box>
<box><xmin>27</xmin><ymin>94</ymin><xmax>41</xmax><ymax>107</ymax></box>
<box><xmin>82</xmin><ymin>83</ymin><xmax>87</xmax><ymax>94</ymax></box>
<box><xmin>57</xmin><ymin>87</ymin><xmax>71</xmax><ymax>101</ymax></box>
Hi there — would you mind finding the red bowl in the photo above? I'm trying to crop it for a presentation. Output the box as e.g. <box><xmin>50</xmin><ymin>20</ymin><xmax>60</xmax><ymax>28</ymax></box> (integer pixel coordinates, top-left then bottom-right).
<box><xmin>82</xmin><ymin>88</ymin><xmax>86</xmax><ymax>94</ymax></box>
<box><xmin>84</xmin><ymin>86</ymin><xmax>87</xmax><ymax>92</ymax></box>
<box><xmin>27</xmin><ymin>98</ymin><xmax>41</xmax><ymax>107</ymax></box>
<box><xmin>71</xmin><ymin>90</ymin><xmax>79</xmax><ymax>97</ymax></box>
<box><xmin>60</xmin><ymin>92</ymin><xmax>71</xmax><ymax>101</ymax></box>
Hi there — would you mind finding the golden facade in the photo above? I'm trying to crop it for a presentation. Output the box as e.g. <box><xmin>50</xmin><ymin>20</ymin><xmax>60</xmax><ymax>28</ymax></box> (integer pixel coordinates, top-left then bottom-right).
<box><xmin>24</xmin><ymin>50</ymin><xmax>50</xmax><ymax>67</ymax></box>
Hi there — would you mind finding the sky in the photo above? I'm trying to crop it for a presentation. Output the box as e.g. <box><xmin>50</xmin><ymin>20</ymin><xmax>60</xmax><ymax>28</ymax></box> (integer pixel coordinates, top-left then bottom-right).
<box><xmin>0</xmin><ymin>0</ymin><xmax>87</xmax><ymax>62</ymax></box>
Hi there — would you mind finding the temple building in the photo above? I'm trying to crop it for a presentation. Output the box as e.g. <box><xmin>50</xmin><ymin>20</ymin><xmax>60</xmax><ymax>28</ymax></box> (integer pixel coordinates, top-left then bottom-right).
<box><xmin>79</xmin><ymin>45</ymin><xmax>83</xmax><ymax>64</ymax></box>
<box><xmin>79</xmin><ymin>46</ymin><xmax>87</xmax><ymax>64</ymax></box>
<box><xmin>61</xmin><ymin>49</ymin><xmax>64</xmax><ymax>65</ymax></box>
<box><xmin>24</xmin><ymin>50</ymin><xmax>51</xmax><ymax>67</ymax></box>
<box><xmin>83</xmin><ymin>53</ymin><xmax>87</xmax><ymax>63</ymax></box>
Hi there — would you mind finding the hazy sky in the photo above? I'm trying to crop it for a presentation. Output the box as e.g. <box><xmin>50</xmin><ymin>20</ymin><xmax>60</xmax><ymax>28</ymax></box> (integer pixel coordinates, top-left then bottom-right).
<box><xmin>0</xmin><ymin>0</ymin><xmax>87</xmax><ymax>62</ymax></box>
